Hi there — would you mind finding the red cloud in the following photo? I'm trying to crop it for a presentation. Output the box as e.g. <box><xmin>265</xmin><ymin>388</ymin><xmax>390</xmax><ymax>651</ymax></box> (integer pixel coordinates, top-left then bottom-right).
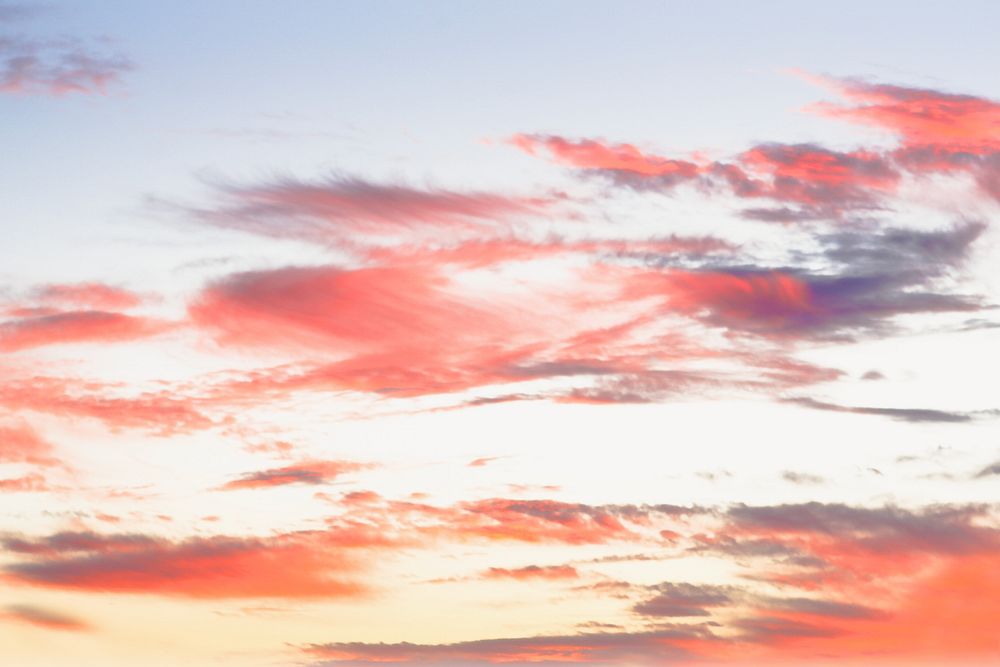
<box><xmin>0</xmin><ymin>421</ymin><xmax>61</xmax><ymax>468</ymax></box>
<box><xmin>189</xmin><ymin>262</ymin><xmax>577</xmax><ymax>398</ymax></box>
<box><xmin>1</xmin><ymin>281</ymin><xmax>161</xmax><ymax>351</ymax></box>
<box><xmin>729</xmin><ymin>555</ymin><xmax>1000</xmax><ymax>663</ymax></box>
<box><xmin>740</xmin><ymin>144</ymin><xmax>896</xmax><ymax>189</ymax></box>
<box><xmin>0</xmin><ymin>473</ymin><xmax>51</xmax><ymax>492</ymax></box>
<box><xmin>731</xmin><ymin>143</ymin><xmax>899</xmax><ymax>210</ymax></box>
<box><xmin>511</xmin><ymin>78</ymin><xmax>1000</xmax><ymax>211</ymax></box>
<box><xmin>804</xmin><ymin>76</ymin><xmax>1000</xmax><ymax>203</ymax></box>
<box><xmin>0</xmin><ymin>310</ymin><xmax>166</xmax><ymax>351</ymax></box>
<box><xmin>510</xmin><ymin>134</ymin><xmax>900</xmax><ymax>217</ymax></box>
<box><xmin>190</xmin><ymin>264</ymin><xmax>513</xmax><ymax>354</ymax></box>
<box><xmin>510</xmin><ymin>133</ymin><xmax>702</xmax><ymax>182</ymax></box>
<box><xmin>808</xmin><ymin>75</ymin><xmax>1000</xmax><ymax>151</ymax></box>
<box><xmin>0</xmin><ymin>376</ymin><xmax>213</xmax><ymax>435</ymax></box>
<box><xmin>467</xmin><ymin>456</ymin><xmax>501</xmax><ymax>468</ymax></box>
<box><xmin>34</xmin><ymin>282</ymin><xmax>143</xmax><ymax>310</ymax></box>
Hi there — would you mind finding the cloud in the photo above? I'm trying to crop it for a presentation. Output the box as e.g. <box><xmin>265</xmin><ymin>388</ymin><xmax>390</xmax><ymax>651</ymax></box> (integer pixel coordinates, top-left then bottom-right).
<box><xmin>726</xmin><ymin>502</ymin><xmax>999</xmax><ymax>557</ymax></box>
<box><xmin>0</xmin><ymin>310</ymin><xmax>167</xmax><ymax>352</ymax></box>
<box><xmin>438</xmin><ymin>498</ymin><xmax>636</xmax><ymax>545</ymax></box>
<box><xmin>974</xmin><ymin>460</ymin><xmax>1000</xmax><ymax>478</ymax></box>
<box><xmin>189</xmin><ymin>258</ymin><xmax>659</xmax><ymax>400</ymax></box>
<box><xmin>190</xmin><ymin>263</ymin><xmax>512</xmax><ymax>355</ymax></box>
<box><xmin>0</xmin><ymin>35</ymin><xmax>130</xmax><ymax>96</ymax></box>
<box><xmin>509</xmin><ymin>135</ymin><xmax>900</xmax><ymax>217</ymax></box>
<box><xmin>509</xmin><ymin>133</ymin><xmax>703</xmax><ymax>189</ymax></box>
<box><xmin>623</xmin><ymin>220</ymin><xmax>986</xmax><ymax>340</ymax></box>
<box><xmin>764</xmin><ymin>596</ymin><xmax>885</xmax><ymax>620</ymax></box>
<box><xmin>218</xmin><ymin>460</ymin><xmax>371</xmax><ymax>491</ymax></box>
<box><xmin>804</xmin><ymin>75</ymin><xmax>1000</xmax><ymax>203</ymax></box>
<box><xmin>0</xmin><ymin>375</ymin><xmax>213</xmax><ymax>435</ymax></box>
<box><xmin>319</xmin><ymin>495</ymin><xmax>693</xmax><ymax>547</ymax></box>
<box><xmin>467</xmin><ymin>456</ymin><xmax>502</xmax><ymax>468</ymax></box>
<box><xmin>180</xmin><ymin>179</ymin><xmax>984</xmax><ymax>411</ymax></box>
<box><xmin>780</xmin><ymin>471</ymin><xmax>826</xmax><ymax>485</ymax></box>
<box><xmin>632</xmin><ymin>270</ymin><xmax>819</xmax><ymax>336</ymax></box>
<box><xmin>303</xmin><ymin>627</ymin><xmax>707</xmax><ymax>666</ymax></box>
<box><xmin>188</xmin><ymin>174</ymin><xmax>553</xmax><ymax>245</ymax></box>
<box><xmin>782</xmin><ymin>397</ymin><xmax>977</xmax><ymax>423</ymax></box>
<box><xmin>0</xmin><ymin>281</ymin><xmax>163</xmax><ymax>351</ymax></box>
<box><xmin>731</xmin><ymin>614</ymin><xmax>844</xmax><ymax>644</ymax></box>
<box><xmin>514</xmin><ymin>77</ymin><xmax>1000</xmax><ymax>210</ymax></box>
<box><xmin>480</xmin><ymin>565</ymin><xmax>579</xmax><ymax>581</ymax></box>
<box><xmin>0</xmin><ymin>497</ymin><xmax>688</xmax><ymax>599</ymax></box>
<box><xmin>3</xmin><ymin>529</ymin><xmax>373</xmax><ymax>599</ymax></box>
<box><xmin>806</xmin><ymin>74</ymin><xmax>1000</xmax><ymax>152</ymax></box>
<box><xmin>632</xmin><ymin>582</ymin><xmax>732</xmax><ymax>618</ymax></box>
<box><xmin>739</xmin><ymin>143</ymin><xmax>898</xmax><ymax>197</ymax></box>
<box><xmin>0</xmin><ymin>604</ymin><xmax>90</xmax><ymax>632</ymax></box>
<box><xmin>0</xmin><ymin>472</ymin><xmax>51</xmax><ymax>492</ymax></box>
<box><xmin>32</xmin><ymin>282</ymin><xmax>144</xmax><ymax>310</ymax></box>
<box><xmin>0</xmin><ymin>420</ymin><xmax>61</xmax><ymax>468</ymax></box>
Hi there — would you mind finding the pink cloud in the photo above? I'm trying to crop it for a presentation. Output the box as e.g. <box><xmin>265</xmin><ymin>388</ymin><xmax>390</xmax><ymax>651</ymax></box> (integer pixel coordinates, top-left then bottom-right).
<box><xmin>0</xmin><ymin>310</ymin><xmax>167</xmax><ymax>352</ymax></box>
<box><xmin>190</xmin><ymin>175</ymin><xmax>554</xmax><ymax>245</ymax></box>
<box><xmin>0</xmin><ymin>36</ymin><xmax>130</xmax><ymax>96</ymax></box>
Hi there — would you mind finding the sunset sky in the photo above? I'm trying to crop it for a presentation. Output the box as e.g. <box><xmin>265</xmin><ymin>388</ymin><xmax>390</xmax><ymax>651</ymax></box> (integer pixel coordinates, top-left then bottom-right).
<box><xmin>1</xmin><ymin>2</ymin><xmax>999</xmax><ymax>666</ymax></box>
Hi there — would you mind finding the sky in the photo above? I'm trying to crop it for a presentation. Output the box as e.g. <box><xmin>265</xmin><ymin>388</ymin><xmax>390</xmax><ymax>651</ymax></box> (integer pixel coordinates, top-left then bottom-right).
<box><xmin>1</xmin><ymin>2</ymin><xmax>999</xmax><ymax>666</ymax></box>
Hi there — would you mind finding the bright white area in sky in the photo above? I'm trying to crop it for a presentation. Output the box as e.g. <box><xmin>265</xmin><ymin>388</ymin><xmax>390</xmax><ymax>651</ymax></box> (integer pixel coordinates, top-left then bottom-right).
<box><xmin>1</xmin><ymin>2</ymin><xmax>999</xmax><ymax>667</ymax></box>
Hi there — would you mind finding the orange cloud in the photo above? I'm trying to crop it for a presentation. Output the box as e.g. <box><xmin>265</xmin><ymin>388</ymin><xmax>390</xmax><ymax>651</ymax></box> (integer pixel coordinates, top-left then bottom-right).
<box><xmin>481</xmin><ymin>565</ymin><xmax>580</xmax><ymax>581</ymax></box>
<box><xmin>0</xmin><ymin>473</ymin><xmax>51</xmax><ymax>492</ymax></box>
<box><xmin>3</xmin><ymin>529</ymin><xmax>372</xmax><ymax>599</ymax></box>
<box><xmin>0</xmin><ymin>604</ymin><xmax>90</xmax><ymax>632</ymax></box>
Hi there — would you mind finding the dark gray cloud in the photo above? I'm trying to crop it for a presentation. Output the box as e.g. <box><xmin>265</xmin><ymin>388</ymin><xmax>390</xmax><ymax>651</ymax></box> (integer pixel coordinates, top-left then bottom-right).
<box><xmin>780</xmin><ymin>471</ymin><xmax>826</xmax><ymax>485</ymax></box>
<box><xmin>765</xmin><ymin>597</ymin><xmax>885</xmax><ymax>619</ymax></box>
<box><xmin>734</xmin><ymin>615</ymin><xmax>844</xmax><ymax>643</ymax></box>
<box><xmin>974</xmin><ymin>461</ymin><xmax>1000</xmax><ymax>479</ymax></box>
<box><xmin>304</xmin><ymin>627</ymin><xmax>708</xmax><ymax>666</ymax></box>
<box><xmin>782</xmin><ymin>397</ymin><xmax>977</xmax><ymax>423</ymax></box>
<box><xmin>727</xmin><ymin>502</ymin><xmax>999</xmax><ymax>555</ymax></box>
<box><xmin>632</xmin><ymin>582</ymin><xmax>733</xmax><ymax>617</ymax></box>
